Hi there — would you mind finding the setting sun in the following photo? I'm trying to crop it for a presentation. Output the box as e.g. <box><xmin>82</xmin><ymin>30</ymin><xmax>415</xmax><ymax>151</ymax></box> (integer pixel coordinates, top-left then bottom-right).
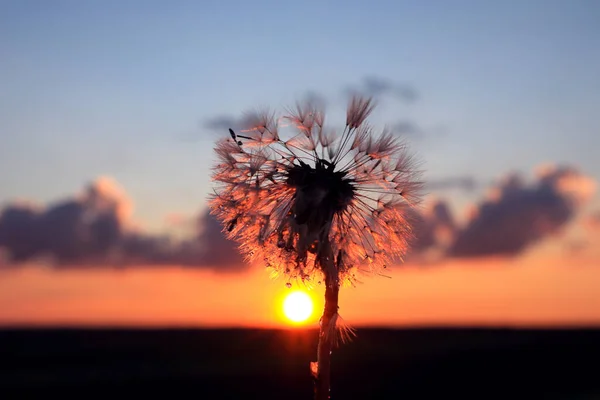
<box><xmin>283</xmin><ymin>291</ymin><xmax>314</xmax><ymax>323</ymax></box>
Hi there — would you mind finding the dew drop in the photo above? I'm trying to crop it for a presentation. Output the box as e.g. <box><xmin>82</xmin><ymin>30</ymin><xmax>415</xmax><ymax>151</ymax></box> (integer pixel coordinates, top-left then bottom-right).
<box><xmin>285</xmin><ymin>282</ymin><xmax>292</xmax><ymax>289</ymax></box>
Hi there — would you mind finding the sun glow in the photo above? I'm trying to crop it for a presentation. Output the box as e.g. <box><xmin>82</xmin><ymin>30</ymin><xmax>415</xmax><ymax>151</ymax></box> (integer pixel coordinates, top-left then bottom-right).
<box><xmin>283</xmin><ymin>291</ymin><xmax>314</xmax><ymax>323</ymax></box>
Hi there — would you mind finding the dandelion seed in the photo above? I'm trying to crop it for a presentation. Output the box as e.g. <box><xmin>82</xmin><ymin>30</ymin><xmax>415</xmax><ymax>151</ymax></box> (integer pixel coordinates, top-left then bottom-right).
<box><xmin>209</xmin><ymin>95</ymin><xmax>423</xmax><ymax>400</ymax></box>
<box><xmin>210</xmin><ymin>96</ymin><xmax>422</xmax><ymax>286</ymax></box>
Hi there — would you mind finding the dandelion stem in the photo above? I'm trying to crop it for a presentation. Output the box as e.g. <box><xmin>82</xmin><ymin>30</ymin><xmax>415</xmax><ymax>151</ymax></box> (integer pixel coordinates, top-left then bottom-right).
<box><xmin>314</xmin><ymin>241</ymin><xmax>339</xmax><ymax>400</ymax></box>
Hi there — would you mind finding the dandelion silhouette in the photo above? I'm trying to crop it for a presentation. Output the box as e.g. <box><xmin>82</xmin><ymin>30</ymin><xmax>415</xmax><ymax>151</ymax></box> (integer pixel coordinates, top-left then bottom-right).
<box><xmin>209</xmin><ymin>96</ymin><xmax>422</xmax><ymax>399</ymax></box>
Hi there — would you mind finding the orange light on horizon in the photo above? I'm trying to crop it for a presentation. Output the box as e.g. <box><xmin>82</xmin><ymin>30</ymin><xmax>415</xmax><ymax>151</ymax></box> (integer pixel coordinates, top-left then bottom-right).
<box><xmin>2</xmin><ymin>256</ymin><xmax>600</xmax><ymax>328</ymax></box>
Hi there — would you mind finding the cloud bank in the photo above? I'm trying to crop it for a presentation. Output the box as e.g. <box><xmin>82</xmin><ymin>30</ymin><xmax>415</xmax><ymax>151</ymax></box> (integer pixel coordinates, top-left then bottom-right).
<box><xmin>0</xmin><ymin>165</ymin><xmax>595</xmax><ymax>270</ymax></box>
<box><xmin>448</xmin><ymin>166</ymin><xmax>595</xmax><ymax>257</ymax></box>
<box><xmin>0</xmin><ymin>177</ymin><xmax>244</xmax><ymax>270</ymax></box>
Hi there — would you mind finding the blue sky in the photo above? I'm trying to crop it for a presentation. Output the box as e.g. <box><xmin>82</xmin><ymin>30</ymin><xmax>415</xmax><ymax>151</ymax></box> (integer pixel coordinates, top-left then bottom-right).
<box><xmin>1</xmin><ymin>0</ymin><xmax>599</xmax><ymax>231</ymax></box>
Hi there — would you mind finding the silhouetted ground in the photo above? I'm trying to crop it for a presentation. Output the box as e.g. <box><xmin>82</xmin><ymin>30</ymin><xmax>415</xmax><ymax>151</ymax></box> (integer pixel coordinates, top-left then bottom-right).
<box><xmin>1</xmin><ymin>328</ymin><xmax>599</xmax><ymax>399</ymax></box>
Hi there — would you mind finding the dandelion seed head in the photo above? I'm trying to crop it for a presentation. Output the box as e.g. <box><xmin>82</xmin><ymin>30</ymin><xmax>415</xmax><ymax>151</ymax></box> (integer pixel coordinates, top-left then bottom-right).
<box><xmin>210</xmin><ymin>95</ymin><xmax>423</xmax><ymax>285</ymax></box>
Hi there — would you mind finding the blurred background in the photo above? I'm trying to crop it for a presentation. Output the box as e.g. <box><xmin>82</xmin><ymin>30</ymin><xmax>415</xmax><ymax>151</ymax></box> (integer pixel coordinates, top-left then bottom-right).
<box><xmin>1</xmin><ymin>1</ymin><xmax>599</xmax><ymax>398</ymax></box>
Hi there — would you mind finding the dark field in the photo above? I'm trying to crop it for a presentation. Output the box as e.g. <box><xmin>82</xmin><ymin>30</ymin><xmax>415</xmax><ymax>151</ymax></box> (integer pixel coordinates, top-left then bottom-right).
<box><xmin>1</xmin><ymin>328</ymin><xmax>599</xmax><ymax>399</ymax></box>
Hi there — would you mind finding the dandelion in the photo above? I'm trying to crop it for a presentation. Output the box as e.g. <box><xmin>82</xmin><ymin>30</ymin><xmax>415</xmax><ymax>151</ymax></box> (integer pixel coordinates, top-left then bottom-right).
<box><xmin>209</xmin><ymin>96</ymin><xmax>423</xmax><ymax>399</ymax></box>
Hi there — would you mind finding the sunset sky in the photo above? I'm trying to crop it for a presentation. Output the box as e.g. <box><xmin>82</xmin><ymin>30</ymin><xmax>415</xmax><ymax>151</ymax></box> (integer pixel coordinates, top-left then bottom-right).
<box><xmin>1</xmin><ymin>0</ymin><xmax>599</xmax><ymax>328</ymax></box>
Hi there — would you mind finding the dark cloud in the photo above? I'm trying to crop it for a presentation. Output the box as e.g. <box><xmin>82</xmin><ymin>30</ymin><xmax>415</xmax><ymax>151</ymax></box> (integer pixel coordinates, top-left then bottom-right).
<box><xmin>0</xmin><ymin>178</ymin><xmax>129</xmax><ymax>265</ymax></box>
<box><xmin>117</xmin><ymin>211</ymin><xmax>244</xmax><ymax>269</ymax></box>
<box><xmin>193</xmin><ymin>211</ymin><xmax>245</xmax><ymax>268</ymax></box>
<box><xmin>345</xmin><ymin>76</ymin><xmax>418</xmax><ymax>103</ymax></box>
<box><xmin>0</xmin><ymin>178</ymin><xmax>245</xmax><ymax>270</ymax></box>
<box><xmin>447</xmin><ymin>166</ymin><xmax>595</xmax><ymax>257</ymax></box>
<box><xmin>411</xmin><ymin>200</ymin><xmax>457</xmax><ymax>252</ymax></box>
<box><xmin>0</xmin><ymin>205</ymin><xmax>40</xmax><ymax>262</ymax></box>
